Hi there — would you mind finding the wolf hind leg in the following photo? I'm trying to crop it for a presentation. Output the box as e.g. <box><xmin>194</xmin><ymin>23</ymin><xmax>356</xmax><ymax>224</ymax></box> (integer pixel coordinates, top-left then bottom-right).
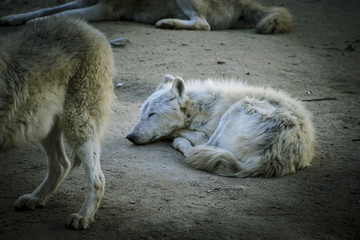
<box><xmin>15</xmin><ymin>116</ymin><xmax>71</xmax><ymax>210</ymax></box>
<box><xmin>184</xmin><ymin>100</ymin><xmax>267</xmax><ymax>177</ymax></box>
<box><xmin>66</xmin><ymin>140</ymin><xmax>105</xmax><ymax>230</ymax></box>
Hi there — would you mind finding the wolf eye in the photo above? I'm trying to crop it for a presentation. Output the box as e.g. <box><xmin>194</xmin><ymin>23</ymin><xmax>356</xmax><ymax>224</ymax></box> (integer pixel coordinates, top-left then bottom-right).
<box><xmin>148</xmin><ymin>113</ymin><xmax>156</xmax><ymax>118</ymax></box>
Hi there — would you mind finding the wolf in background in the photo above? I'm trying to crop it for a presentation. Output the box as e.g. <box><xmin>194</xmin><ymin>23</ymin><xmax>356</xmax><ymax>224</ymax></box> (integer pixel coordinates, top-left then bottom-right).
<box><xmin>127</xmin><ymin>75</ymin><xmax>315</xmax><ymax>177</ymax></box>
<box><xmin>0</xmin><ymin>0</ymin><xmax>293</xmax><ymax>33</ymax></box>
<box><xmin>0</xmin><ymin>16</ymin><xmax>114</xmax><ymax>229</ymax></box>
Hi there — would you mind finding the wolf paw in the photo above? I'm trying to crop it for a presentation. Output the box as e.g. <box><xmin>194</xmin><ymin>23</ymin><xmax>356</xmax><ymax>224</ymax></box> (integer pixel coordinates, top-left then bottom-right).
<box><xmin>155</xmin><ymin>19</ymin><xmax>210</xmax><ymax>31</ymax></box>
<box><xmin>172</xmin><ymin>137</ymin><xmax>193</xmax><ymax>156</ymax></box>
<box><xmin>155</xmin><ymin>19</ymin><xmax>175</xmax><ymax>29</ymax></box>
<box><xmin>66</xmin><ymin>213</ymin><xmax>92</xmax><ymax>230</ymax></box>
<box><xmin>15</xmin><ymin>194</ymin><xmax>45</xmax><ymax>210</ymax></box>
<box><xmin>172</xmin><ymin>137</ymin><xmax>188</xmax><ymax>149</ymax></box>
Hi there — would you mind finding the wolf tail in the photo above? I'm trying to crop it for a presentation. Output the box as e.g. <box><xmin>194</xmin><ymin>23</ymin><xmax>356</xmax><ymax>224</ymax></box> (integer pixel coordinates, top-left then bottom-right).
<box><xmin>184</xmin><ymin>145</ymin><xmax>263</xmax><ymax>177</ymax></box>
<box><xmin>242</xmin><ymin>1</ymin><xmax>293</xmax><ymax>33</ymax></box>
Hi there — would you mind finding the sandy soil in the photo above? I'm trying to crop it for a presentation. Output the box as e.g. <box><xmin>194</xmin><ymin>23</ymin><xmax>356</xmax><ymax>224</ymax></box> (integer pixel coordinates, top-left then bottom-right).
<box><xmin>0</xmin><ymin>0</ymin><xmax>359</xmax><ymax>239</ymax></box>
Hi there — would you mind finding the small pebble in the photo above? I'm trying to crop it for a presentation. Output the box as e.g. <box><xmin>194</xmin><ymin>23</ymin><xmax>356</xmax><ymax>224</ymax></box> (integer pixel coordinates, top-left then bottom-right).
<box><xmin>110</xmin><ymin>37</ymin><xmax>130</xmax><ymax>47</ymax></box>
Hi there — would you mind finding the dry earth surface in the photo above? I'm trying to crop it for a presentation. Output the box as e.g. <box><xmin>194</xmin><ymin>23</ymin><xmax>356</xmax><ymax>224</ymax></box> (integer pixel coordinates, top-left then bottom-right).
<box><xmin>0</xmin><ymin>0</ymin><xmax>359</xmax><ymax>239</ymax></box>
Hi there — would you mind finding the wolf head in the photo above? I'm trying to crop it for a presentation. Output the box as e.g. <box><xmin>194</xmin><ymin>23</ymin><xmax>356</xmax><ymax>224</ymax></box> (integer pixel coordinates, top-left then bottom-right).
<box><xmin>126</xmin><ymin>75</ymin><xmax>188</xmax><ymax>145</ymax></box>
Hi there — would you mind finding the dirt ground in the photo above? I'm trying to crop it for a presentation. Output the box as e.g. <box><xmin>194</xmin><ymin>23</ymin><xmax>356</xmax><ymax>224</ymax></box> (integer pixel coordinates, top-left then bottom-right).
<box><xmin>0</xmin><ymin>0</ymin><xmax>359</xmax><ymax>239</ymax></box>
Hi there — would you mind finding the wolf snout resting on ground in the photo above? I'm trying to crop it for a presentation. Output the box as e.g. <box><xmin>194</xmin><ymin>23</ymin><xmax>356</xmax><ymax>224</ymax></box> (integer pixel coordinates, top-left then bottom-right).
<box><xmin>127</xmin><ymin>75</ymin><xmax>315</xmax><ymax>177</ymax></box>
<box><xmin>0</xmin><ymin>0</ymin><xmax>293</xmax><ymax>33</ymax></box>
<box><xmin>0</xmin><ymin>16</ymin><xmax>114</xmax><ymax>229</ymax></box>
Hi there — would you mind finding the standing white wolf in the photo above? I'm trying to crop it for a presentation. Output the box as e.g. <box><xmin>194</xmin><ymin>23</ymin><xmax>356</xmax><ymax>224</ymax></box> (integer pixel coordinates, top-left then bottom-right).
<box><xmin>0</xmin><ymin>16</ymin><xmax>114</xmax><ymax>229</ymax></box>
<box><xmin>127</xmin><ymin>75</ymin><xmax>315</xmax><ymax>177</ymax></box>
<box><xmin>0</xmin><ymin>0</ymin><xmax>293</xmax><ymax>33</ymax></box>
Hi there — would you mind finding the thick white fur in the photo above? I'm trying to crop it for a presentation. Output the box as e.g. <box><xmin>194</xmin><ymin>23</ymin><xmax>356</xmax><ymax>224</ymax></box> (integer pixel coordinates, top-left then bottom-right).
<box><xmin>127</xmin><ymin>75</ymin><xmax>315</xmax><ymax>177</ymax></box>
<box><xmin>0</xmin><ymin>0</ymin><xmax>293</xmax><ymax>33</ymax></box>
<box><xmin>0</xmin><ymin>16</ymin><xmax>114</xmax><ymax>229</ymax></box>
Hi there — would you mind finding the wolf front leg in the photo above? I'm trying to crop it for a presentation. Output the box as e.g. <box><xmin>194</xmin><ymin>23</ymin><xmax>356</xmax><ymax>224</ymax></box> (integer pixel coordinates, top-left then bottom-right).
<box><xmin>172</xmin><ymin>137</ymin><xmax>193</xmax><ymax>157</ymax></box>
<box><xmin>156</xmin><ymin>17</ymin><xmax>210</xmax><ymax>30</ymax></box>
<box><xmin>176</xmin><ymin>129</ymin><xmax>208</xmax><ymax>146</ymax></box>
<box><xmin>155</xmin><ymin>0</ymin><xmax>211</xmax><ymax>30</ymax></box>
<box><xmin>15</xmin><ymin>117</ymin><xmax>71</xmax><ymax>210</ymax></box>
<box><xmin>172</xmin><ymin>130</ymin><xmax>209</xmax><ymax>156</ymax></box>
<box><xmin>66</xmin><ymin>141</ymin><xmax>105</xmax><ymax>230</ymax></box>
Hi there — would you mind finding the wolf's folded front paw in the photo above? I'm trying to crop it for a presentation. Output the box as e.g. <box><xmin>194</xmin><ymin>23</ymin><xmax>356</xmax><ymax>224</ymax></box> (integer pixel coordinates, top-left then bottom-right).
<box><xmin>172</xmin><ymin>137</ymin><xmax>187</xmax><ymax>149</ymax></box>
<box><xmin>172</xmin><ymin>137</ymin><xmax>193</xmax><ymax>156</ymax></box>
<box><xmin>15</xmin><ymin>194</ymin><xmax>44</xmax><ymax>210</ymax></box>
<box><xmin>66</xmin><ymin>213</ymin><xmax>92</xmax><ymax>230</ymax></box>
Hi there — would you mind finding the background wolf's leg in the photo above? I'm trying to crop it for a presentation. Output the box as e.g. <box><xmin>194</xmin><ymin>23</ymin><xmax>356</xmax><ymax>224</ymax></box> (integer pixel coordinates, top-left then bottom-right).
<box><xmin>0</xmin><ymin>1</ymin><xmax>89</xmax><ymax>25</ymax></box>
<box><xmin>55</xmin><ymin>3</ymin><xmax>115</xmax><ymax>22</ymax></box>
<box><xmin>172</xmin><ymin>137</ymin><xmax>193</xmax><ymax>157</ymax></box>
<box><xmin>155</xmin><ymin>18</ymin><xmax>210</xmax><ymax>30</ymax></box>
<box><xmin>15</xmin><ymin>117</ymin><xmax>71</xmax><ymax>210</ymax></box>
<box><xmin>156</xmin><ymin>0</ymin><xmax>210</xmax><ymax>30</ymax></box>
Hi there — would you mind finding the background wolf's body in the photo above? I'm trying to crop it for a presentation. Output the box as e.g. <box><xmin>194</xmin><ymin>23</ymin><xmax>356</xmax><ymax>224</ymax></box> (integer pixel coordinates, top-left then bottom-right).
<box><xmin>0</xmin><ymin>16</ymin><xmax>114</xmax><ymax>229</ymax></box>
<box><xmin>0</xmin><ymin>0</ymin><xmax>293</xmax><ymax>33</ymax></box>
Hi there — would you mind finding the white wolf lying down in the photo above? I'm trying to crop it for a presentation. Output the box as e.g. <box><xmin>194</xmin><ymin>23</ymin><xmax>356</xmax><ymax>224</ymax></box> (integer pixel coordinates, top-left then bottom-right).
<box><xmin>0</xmin><ymin>16</ymin><xmax>114</xmax><ymax>229</ymax></box>
<box><xmin>127</xmin><ymin>75</ymin><xmax>315</xmax><ymax>177</ymax></box>
<box><xmin>0</xmin><ymin>0</ymin><xmax>293</xmax><ymax>33</ymax></box>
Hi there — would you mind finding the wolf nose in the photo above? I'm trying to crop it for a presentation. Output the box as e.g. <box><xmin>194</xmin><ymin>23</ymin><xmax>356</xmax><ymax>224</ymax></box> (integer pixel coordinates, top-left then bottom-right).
<box><xmin>126</xmin><ymin>133</ymin><xmax>135</xmax><ymax>143</ymax></box>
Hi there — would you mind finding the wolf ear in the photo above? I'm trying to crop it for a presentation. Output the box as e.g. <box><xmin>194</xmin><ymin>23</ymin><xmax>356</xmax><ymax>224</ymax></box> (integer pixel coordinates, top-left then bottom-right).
<box><xmin>172</xmin><ymin>77</ymin><xmax>186</xmax><ymax>107</ymax></box>
<box><xmin>156</xmin><ymin>75</ymin><xmax>175</xmax><ymax>90</ymax></box>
